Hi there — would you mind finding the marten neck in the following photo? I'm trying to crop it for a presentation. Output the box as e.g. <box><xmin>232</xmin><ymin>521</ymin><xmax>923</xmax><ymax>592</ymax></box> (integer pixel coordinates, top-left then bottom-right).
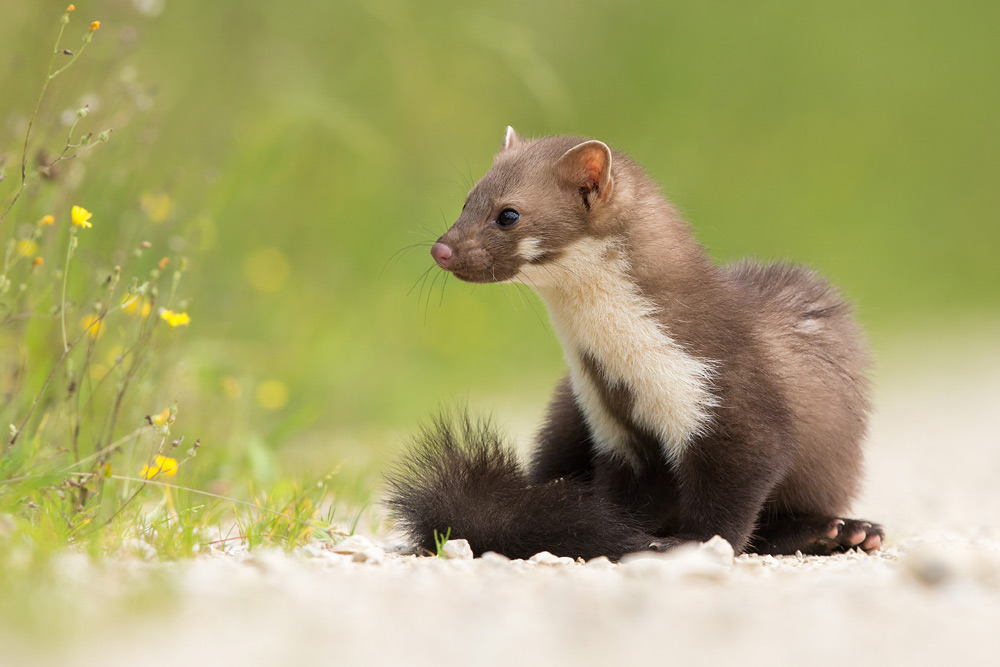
<box><xmin>515</xmin><ymin>189</ymin><xmax>720</xmax><ymax>467</ymax></box>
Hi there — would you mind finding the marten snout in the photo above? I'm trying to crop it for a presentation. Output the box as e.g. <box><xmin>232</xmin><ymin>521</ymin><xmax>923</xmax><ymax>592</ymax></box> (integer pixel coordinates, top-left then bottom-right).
<box><xmin>430</xmin><ymin>228</ymin><xmax>513</xmax><ymax>283</ymax></box>
<box><xmin>431</xmin><ymin>242</ymin><xmax>453</xmax><ymax>268</ymax></box>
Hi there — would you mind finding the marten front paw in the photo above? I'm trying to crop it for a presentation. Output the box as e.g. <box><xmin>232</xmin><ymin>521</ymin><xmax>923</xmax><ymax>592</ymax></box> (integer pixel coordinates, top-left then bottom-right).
<box><xmin>811</xmin><ymin>518</ymin><xmax>883</xmax><ymax>554</ymax></box>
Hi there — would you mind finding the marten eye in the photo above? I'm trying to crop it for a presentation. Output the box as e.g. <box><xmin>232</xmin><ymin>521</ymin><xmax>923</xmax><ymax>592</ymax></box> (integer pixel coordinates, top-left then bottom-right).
<box><xmin>497</xmin><ymin>208</ymin><xmax>520</xmax><ymax>228</ymax></box>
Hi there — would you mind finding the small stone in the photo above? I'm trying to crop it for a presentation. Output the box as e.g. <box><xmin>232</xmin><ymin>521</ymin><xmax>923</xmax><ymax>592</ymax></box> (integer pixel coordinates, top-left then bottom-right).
<box><xmin>619</xmin><ymin>552</ymin><xmax>675</xmax><ymax>578</ymax></box>
<box><xmin>697</xmin><ymin>535</ymin><xmax>735</xmax><ymax>566</ymax></box>
<box><xmin>902</xmin><ymin>543</ymin><xmax>958</xmax><ymax>586</ymax></box>
<box><xmin>585</xmin><ymin>556</ymin><xmax>615</xmax><ymax>570</ymax></box>
<box><xmin>620</xmin><ymin>540</ymin><xmax>732</xmax><ymax>581</ymax></box>
<box><xmin>529</xmin><ymin>551</ymin><xmax>563</xmax><ymax>566</ymax></box>
<box><xmin>331</xmin><ymin>535</ymin><xmax>376</xmax><ymax>555</ymax></box>
<box><xmin>480</xmin><ymin>551</ymin><xmax>510</xmax><ymax>564</ymax></box>
<box><xmin>298</xmin><ymin>544</ymin><xmax>327</xmax><ymax>558</ymax></box>
<box><xmin>245</xmin><ymin>549</ymin><xmax>289</xmax><ymax>572</ymax></box>
<box><xmin>352</xmin><ymin>548</ymin><xmax>385</xmax><ymax>564</ymax></box>
<box><xmin>442</xmin><ymin>539</ymin><xmax>474</xmax><ymax>560</ymax></box>
<box><xmin>908</xmin><ymin>559</ymin><xmax>951</xmax><ymax>586</ymax></box>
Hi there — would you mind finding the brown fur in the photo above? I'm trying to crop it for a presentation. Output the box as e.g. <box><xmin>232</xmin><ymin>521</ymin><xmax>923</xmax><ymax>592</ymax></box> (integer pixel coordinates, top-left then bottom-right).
<box><xmin>398</xmin><ymin>128</ymin><xmax>883</xmax><ymax>558</ymax></box>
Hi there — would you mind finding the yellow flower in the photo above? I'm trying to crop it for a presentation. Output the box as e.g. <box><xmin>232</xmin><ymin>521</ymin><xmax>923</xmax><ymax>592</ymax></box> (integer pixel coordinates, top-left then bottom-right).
<box><xmin>160</xmin><ymin>309</ymin><xmax>191</xmax><ymax>327</ymax></box>
<box><xmin>121</xmin><ymin>294</ymin><xmax>152</xmax><ymax>318</ymax></box>
<box><xmin>16</xmin><ymin>240</ymin><xmax>38</xmax><ymax>257</ymax></box>
<box><xmin>33</xmin><ymin>257</ymin><xmax>45</xmax><ymax>268</ymax></box>
<box><xmin>151</xmin><ymin>407</ymin><xmax>171</xmax><ymax>426</ymax></box>
<box><xmin>40</xmin><ymin>214</ymin><xmax>55</xmax><ymax>226</ymax></box>
<box><xmin>141</xmin><ymin>455</ymin><xmax>178</xmax><ymax>479</ymax></box>
<box><xmin>89</xmin><ymin>21</ymin><xmax>100</xmax><ymax>32</ymax></box>
<box><xmin>243</xmin><ymin>247</ymin><xmax>290</xmax><ymax>293</ymax></box>
<box><xmin>71</xmin><ymin>205</ymin><xmax>93</xmax><ymax>228</ymax></box>
<box><xmin>255</xmin><ymin>379</ymin><xmax>289</xmax><ymax>411</ymax></box>
<box><xmin>66</xmin><ymin>4</ymin><xmax>75</xmax><ymax>12</ymax></box>
<box><xmin>140</xmin><ymin>192</ymin><xmax>173</xmax><ymax>222</ymax></box>
<box><xmin>81</xmin><ymin>314</ymin><xmax>104</xmax><ymax>340</ymax></box>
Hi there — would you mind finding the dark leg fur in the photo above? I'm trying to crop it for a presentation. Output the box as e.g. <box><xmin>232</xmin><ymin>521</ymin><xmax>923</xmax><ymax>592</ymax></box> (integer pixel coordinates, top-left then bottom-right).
<box><xmin>750</xmin><ymin>513</ymin><xmax>884</xmax><ymax>555</ymax></box>
<box><xmin>530</xmin><ymin>376</ymin><xmax>594</xmax><ymax>485</ymax></box>
<box><xmin>384</xmin><ymin>414</ymin><xmax>659</xmax><ymax>561</ymax></box>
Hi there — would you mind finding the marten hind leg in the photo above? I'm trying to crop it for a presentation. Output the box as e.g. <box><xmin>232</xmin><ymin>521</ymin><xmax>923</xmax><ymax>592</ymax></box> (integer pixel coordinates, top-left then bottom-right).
<box><xmin>750</xmin><ymin>514</ymin><xmax>884</xmax><ymax>555</ymax></box>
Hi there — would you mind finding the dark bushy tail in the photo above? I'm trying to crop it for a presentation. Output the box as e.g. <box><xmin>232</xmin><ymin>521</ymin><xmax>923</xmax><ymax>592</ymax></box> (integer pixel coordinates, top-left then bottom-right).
<box><xmin>384</xmin><ymin>414</ymin><xmax>657</xmax><ymax>561</ymax></box>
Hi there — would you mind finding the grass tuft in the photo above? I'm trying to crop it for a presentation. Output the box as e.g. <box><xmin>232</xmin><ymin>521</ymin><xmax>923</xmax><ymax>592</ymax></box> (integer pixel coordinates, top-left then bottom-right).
<box><xmin>0</xmin><ymin>6</ymin><xmax>354</xmax><ymax>591</ymax></box>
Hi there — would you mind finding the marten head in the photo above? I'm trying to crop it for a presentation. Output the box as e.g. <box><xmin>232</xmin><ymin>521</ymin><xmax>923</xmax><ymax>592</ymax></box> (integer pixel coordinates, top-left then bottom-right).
<box><xmin>431</xmin><ymin>127</ymin><xmax>617</xmax><ymax>284</ymax></box>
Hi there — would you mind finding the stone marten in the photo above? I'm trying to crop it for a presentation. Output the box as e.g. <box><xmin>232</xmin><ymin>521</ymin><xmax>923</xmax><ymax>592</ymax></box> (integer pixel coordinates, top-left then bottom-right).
<box><xmin>386</xmin><ymin>127</ymin><xmax>883</xmax><ymax>560</ymax></box>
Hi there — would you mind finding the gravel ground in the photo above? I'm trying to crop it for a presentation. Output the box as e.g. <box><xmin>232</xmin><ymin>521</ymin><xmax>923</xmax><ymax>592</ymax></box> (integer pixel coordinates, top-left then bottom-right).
<box><xmin>6</xmin><ymin>335</ymin><xmax>1000</xmax><ymax>667</ymax></box>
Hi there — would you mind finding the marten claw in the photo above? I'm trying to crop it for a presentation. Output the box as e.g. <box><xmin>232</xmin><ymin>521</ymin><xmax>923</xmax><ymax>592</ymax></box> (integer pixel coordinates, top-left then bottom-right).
<box><xmin>811</xmin><ymin>518</ymin><xmax>883</xmax><ymax>554</ymax></box>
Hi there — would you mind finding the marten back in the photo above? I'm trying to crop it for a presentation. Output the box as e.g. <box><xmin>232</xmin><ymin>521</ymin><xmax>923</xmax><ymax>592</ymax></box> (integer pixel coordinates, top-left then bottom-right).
<box><xmin>726</xmin><ymin>261</ymin><xmax>870</xmax><ymax>515</ymax></box>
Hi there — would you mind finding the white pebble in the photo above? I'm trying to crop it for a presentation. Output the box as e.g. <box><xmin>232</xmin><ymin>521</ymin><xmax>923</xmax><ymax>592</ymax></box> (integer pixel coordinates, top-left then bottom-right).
<box><xmin>352</xmin><ymin>548</ymin><xmax>385</xmax><ymax>564</ymax></box>
<box><xmin>331</xmin><ymin>535</ymin><xmax>376</xmax><ymax>555</ymax></box>
<box><xmin>529</xmin><ymin>551</ymin><xmax>573</xmax><ymax>566</ymax></box>
<box><xmin>584</xmin><ymin>556</ymin><xmax>615</xmax><ymax>570</ymax></box>
<box><xmin>698</xmin><ymin>536</ymin><xmax>735</xmax><ymax>564</ymax></box>
<box><xmin>619</xmin><ymin>538</ymin><xmax>734</xmax><ymax>581</ymax></box>
<box><xmin>480</xmin><ymin>551</ymin><xmax>511</xmax><ymax>564</ymax></box>
<box><xmin>442</xmin><ymin>539</ymin><xmax>474</xmax><ymax>560</ymax></box>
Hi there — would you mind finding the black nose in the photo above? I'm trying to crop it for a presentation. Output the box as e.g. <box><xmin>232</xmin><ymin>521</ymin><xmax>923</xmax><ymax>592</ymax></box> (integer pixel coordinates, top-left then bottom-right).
<box><xmin>431</xmin><ymin>242</ymin><xmax>454</xmax><ymax>268</ymax></box>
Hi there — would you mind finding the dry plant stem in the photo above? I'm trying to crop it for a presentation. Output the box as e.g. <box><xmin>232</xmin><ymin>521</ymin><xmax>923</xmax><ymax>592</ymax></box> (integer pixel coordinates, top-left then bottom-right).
<box><xmin>0</xmin><ymin>16</ymin><xmax>92</xmax><ymax>228</ymax></box>
<box><xmin>60</xmin><ymin>231</ymin><xmax>77</xmax><ymax>352</ymax></box>
<box><xmin>6</xmin><ymin>319</ymin><xmax>96</xmax><ymax>453</ymax></box>
<box><xmin>71</xmin><ymin>326</ymin><xmax>98</xmax><ymax>465</ymax></box>
<box><xmin>0</xmin><ymin>282</ymin><xmax>59</xmax><ymax>329</ymax></box>
<box><xmin>94</xmin><ymin>271</ymin><xmax>182</xmax><ymax>470</ymax></box>
<box><xmin>73</xmin><ymin>273</ymin><xmax>119</xmax><ymax>464</ymax></box>
<box><xmin>99</xmin><ymin>306</ymin><xmax>158</xmax><ymax>454</ymax></box>
<box><xmin>43</xmin><ymin>126</ymin><xmax>110</xmax><ymax>177</ymax></box>
<box><xmin>81</xmin><ymin>318</ymin><xmax>150</xmax><ymax>448</ymax></box>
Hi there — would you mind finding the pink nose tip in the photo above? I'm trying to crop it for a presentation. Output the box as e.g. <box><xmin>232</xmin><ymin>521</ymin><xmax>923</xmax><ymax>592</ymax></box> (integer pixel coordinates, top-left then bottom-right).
<box><xmin>431</xmin><ymin>242</ymin><xmax>454</xmax><ymax>267</ymax></box>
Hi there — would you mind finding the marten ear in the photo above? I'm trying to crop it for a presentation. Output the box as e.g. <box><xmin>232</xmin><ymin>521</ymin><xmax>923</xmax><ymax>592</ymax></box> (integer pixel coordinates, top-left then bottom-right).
<box><xmin>500</xmin><ymin>126</ymin><xmax>521</xmax><ymax>152</ymax></box>
<box><xmin>556</xmin><ymin>140</ymin><xmax>614</xmax><ymax>207</ymax></box>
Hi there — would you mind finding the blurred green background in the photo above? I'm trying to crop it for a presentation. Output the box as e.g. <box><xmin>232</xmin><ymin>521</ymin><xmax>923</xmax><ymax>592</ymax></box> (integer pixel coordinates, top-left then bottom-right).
<box><xmin>3</xmin><ymin>0</ymin><xmax>998</xmax><ymax>504</ymax></box>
